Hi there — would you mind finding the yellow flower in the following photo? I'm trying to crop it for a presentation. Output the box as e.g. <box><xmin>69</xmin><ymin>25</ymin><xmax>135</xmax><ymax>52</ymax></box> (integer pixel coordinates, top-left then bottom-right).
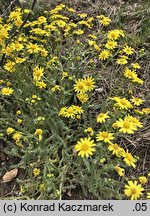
<box><xmin>33</xmin><ymin>66</ymin><xmax>44</xmax><ymax>82</ymax></box>
<box><xmin>67</xmin><ymin>7</ymin><xmax>76</xmax><ymax>13</ymax></box>
<box><xmin>108</xmin><ymin>143</ymin><xmax>125</xmax><ymax>157</ymax></box>
<box><xmin>116</xmin><ymin>118</ymin><xmax>137</xmax><ymax>134</ymax></box>
<box><xmin>72</xmin><ymin>105</ymin><xmax>84</xmax><ymax>114</ymax></box>
<box><xmin>65</xmin><ymin>106</ymin><xmax>76</xmax><ymax>118</ymax></box>
<box><xmin>122</xmin><ymin>45</ymin><xmax>134</xmax><ymax>55</ymax></box>
<box><xmin>96</xmin><ymin>131</ymin><xmax>114</xmax><ymax>143</ymax></box>
<box><xmin>134</xmin><ymin>109</ymin><xmax>144</xmax><ymax>115</ymax></box>
<box><xmin>107</xmin><ymin>29</ymin><xmax>125</xmax><ymax>40</ymax></box>
<box><xmin>39</xmin><ymin>183</ymin><xmax>45</xmax><ymax>191</ymax></box>
<box><xmin>88</xmin><ymin>34</ymin><xmax>97</xmax><ymax>40</ymax></box>
<box><xmin>1</xmin><ymin>87</ymin><xmax>13</xmax><ymax>96</ymax></box>
<box><xmin>122</xmin><ymin>150</ymin><xmax>136</xmax><ymax>168</ymax></box>
<box><xmin>4</xmin><ymin>61</ymin><xmax>16</xmax><ymax>72</ymax></box>
<box><xmin>59</xmin><ymin>105</ymin><xmax>84</xmax><ymax>119</ymax></box>
<box><xmin>74</xmin><ymin>79</ymin><xmax>88</xmax><ymax>93</ymax></box>
<box><xmin>73</xmin><ymin>29</ymin><xmax>84</xmax><ymax>35</ymax></box>
<box><xmin>0</xmin><ymin>25</ymin><xmax>10</xmax><ymax>43</ymax></box>
<box><xmin>74</xmin><ymin>137</ymin><xmax>96</xmax><ymax>158</ymax></box>
<box><xmin>61</xmin><ymin>72</ymin><xmax>68</xmax><ymax>80</ymax></box>
<box><xmin>0</xmin><ymin>79</ymin><xmax>4</xmax><ymax>84</ymax></box>
<box><xmin>15</xmin><ymin>57</ymin><xmax>26</xmax><ymax>64</ymax></box>
<box><xmin>32</xmin><ymin>95</ymin><xmax>37</xmax><ymax>99</ymax></box>
<box><xmin>6</xmin><ymin>127</ymin><xmax>14</xmax><ymax>135</ymax></box>
<box><xmin>34</xmin><ymin>129</ymin><xmax>43</xmax><ymax>141</ymax></box>
<box><xmin>116</xmin><ymin>55</ymin><xmax>128</xmax><ymax>65</ymax></box>
<box><xmin>123</xmin><ymin>67</ymin><xmax>137</xmax><ymax>79</ymax></box>
<box><xmin>142</xmin><ymin>108</ymin><xmax>150</xmax><ymax>114</ymax></box>
<box><xmin>147</xmin><ymin>192</ymin><xmax>150</xmax><ymax>199</ymax></box>
<box><xmin>9</xmin><ymin>8</ymin><xmax>22</xmax><ymax>21</ymax></box>
<box><xmin>132</xmin><ymin>63</ymin><xmax>141</xmax><ymax>69</ymax></box>
<box><xmin>78</xmin><ymin>20</ymin><xmax>91</xmax><ymax>28</ymax></box>
<box><xmin>33</xmin><ymin>168</ymin><xmax>40</xmax><ymax>177</ymax></box>
<box><xmin>125</xmin><ymin>115</ymin><xmax>143</xmax><ymax>129</ymax></box>
<box><xmin>139</xmin><ymin>176</ymin><xmax>147</xmax><ymax>185</ymax></box>
<box><xmin>37</xmin><ymin>16</ymin><xmax>47</xmax><ymax>24</ymax></box>
<box><xmin>105</xmin><ymin>40</ymin><xmax>117</xmax><ymax>49</ymax></box>
<box><xmin>17</xmin><ymin>119</ymin><xmax>23</xmax><ymax>124</ymax></box>
<box><xmin>115</xmin><ymin>166</ymin><xmax>125</xmax><ymax>176</ymax></box>
<box><xmin>13</xmin><ymin>132</ymin><xmax>21</xmax><ymax>142</ymax></box>
<box><xmin>77</xmin><ymin>13</ymin><xmax>87</xmax><ymax>18</ymax></box>
<box><xmin>96</xmin><ymin>112</ymin><xmax>109</xmax><ymax>123</ymax></box>
<box><xmin>26</xmin><ymin>43</ymin><xmax>39</xmax><ymax>54</ymax></box>
<box><xmin>84</xmin><ymin>127</ymin><xmax>94</xmax><ymax>136</ymax></box>
<box><xmin>132</xmin><ymin>77</ymin><xmax>144</xmax><ymax>85</ymax></box>
<box><xmin>58</xmin><ymin>107</ymin><xmax>68</xmax><ymax>117</ymax></box>
<box><xmin>16</xmin><ymin>110</ymin><xmax>21</xmax><ymax>115</ymax></box>
<box><xmin>99</xmin><ymin>50</ymin><xmax>111</xmax><ymax>60</ymax></box>
<box><xmin>97</xmin><ymin>15</ymin><xmax>111</xmax><ymax>26</ymax></box>
<box><xmin>83</xmin><ymin>76</ymin><xmax>95</xmax><ymax>91</ymax></box>
<box><xmin>111</xmin><ymin>97</ymin><xmax>133</xmax><ymax>110</ymax></box>
<box><xmin>124</xmin><ymin>180</ymin><xmax>144</xmax><ymax>200</ymax></box>
<box><xmin>131</xmin><ymin>96</ymin><xmax>144</xmax><ymax>106</ymax></box>
<box><xmin>10</xmin><ymin>41</ymin><xmax>24</xmax><ymax>51</ymax></box>
<box><xmin>99</xmin><ymin>158</ymin><xmax>106</xmax><ymax>163</ymax></box>
<box><xmin>51</xmin><ymin>85</ymin><xmax>61</xmax><ymax>92</ymax></box>
<box><xmin>36</xmin><ymin>81</ymin><xmax>47</xmax><ymax>89</ymax></box>
<box><xmin>76</xmin><ymin>93</ymin><xmax>89</xmax><ymax>103</ymax></box>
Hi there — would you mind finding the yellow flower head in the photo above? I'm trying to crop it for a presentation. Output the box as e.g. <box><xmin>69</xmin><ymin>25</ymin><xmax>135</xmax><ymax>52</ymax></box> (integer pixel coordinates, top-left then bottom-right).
<box><xmin>99</xmin><ymin>49</ymin><xmax>111</xmax><ymax>60</ymax></box>
<box><xmin>125</xmin><ymin>115</ymin><xmax>143</xmax><ymax>129</ymax></box>
<box><xmin>131</xmin><ymin>96</ymin><xmax>144</xmax><ymax>106</ymax></box>
<box><xmin>122</xmin><ymin>149</ymin><xmax>136</xmax><ymax>168</ymax></box>
<box><xmin>51</xmin><ymin>85</ymin><xmax>61</xmax><ymax>92</ymax></box>
<box><xmin>83</xmin><ymin>76</ymin><xmax>95</xmax><ymax>91</ymax></box>
<box><xmin>147</xmin><ymin>192</ymin><xmax>150</xmax><ymax>199</ymax></box>
<box><xmin>132</xmin><ymin>77</ymin><xmax>144</xmax><ymax>85</ymax></box>
<box><xmin>96</xmin><ymin>131</ymin><xmax>114</xmax><ymax>143</ymax></box>
<box><xmin>39</xmin><ymin>183</ymin><xmax>45</xmax><ymax>191</ymax></box>
<box><xmin>84</xmin><ymin>127</ymin><xmax>94</xmax><ymax>136</ymax></box>
<box><xmin>142</xmin><ymin>108</ymin><xmax>150</xmax><ymax>115</ymax></box>
<box><xmin>4</xmin><ymin>61</ymin><xmax>16</xmax><ymax>72</ymax></box>
<box><xmin>34</xmin><ymin>129</ymin><xmax>43</xmax><ymax>141</ymax></box>
<box><xmin>74</xmin><ymin>79</ymin><xmax>88</xmax><ymax>93</ymax></box>
<box><xmin>97</xmin><ymin>15</ymin><xmax>111</xmax><ymax>26</ymax></box>
<box><xmin>33</xmin><ymin>168</ymin><xmax>40</xmax><ymax>177</ymax></box>
<box><xmin>116</xmin><ymin>55</ymin><xmax>128</xmax><ymax>65</ymax></box>
<box><xmin>107</xmin><ymin>29</ymin><xmax>125</xmax><ymax>40</ymax></box>
<box><xmin>6</xmin><ymin>127</ymin><xmax>14</xmax><ymax>135</ymax></box>
<box><xmin>97</xmin><ymin>112</ymin><xmax>109</xmax><ymax>123</ymax></box>
<box><xmin>139</xmin><ymin>176</ymin><xmax>147</xmax><ymax>185</ymax></box>
<box><xmin>74</xmin><ymin>137</ymin><xmax>96</xmax><ymax>158</ymax></box>
<box><xmin>115</xmin><ymin>118</ymin><xmax>137</xmax><ymax>134</ymax></box>
<box><xmin>33</xmin><ymin>66</ymin><xmax>44</xmax><ymax>82</ymax></box>
<box><xmin>26</xmin><ymin>43</ymin><xmax>39</xmax><ymax>54</ymax></box>
<box><xmin>76</xmin><ymin>93</ymin><xmax>89</xmax><ymax>103</ymax></box>
<box><xmin>122</xmin><ymin>45</ymin><xmax>134</xmax><ymax>55</ymax></box>
<box><xmin>115</xmin><ymin>166</ymin><xmax>125</xmax><ymax>176</ymax></box>
<box><xmin>59</xmin><ymin>105</ymin><xmax>84</xmax><ymax>119</ymax></box>
<box><xmin>132</xmin><ymin>63</ymin><xmax>141</xmax><ymax>69</ymax></box>
<box><xmin>124</xmin><ymin>67</ymin><xmax>137</xmax><ymax>80</ymax></box>
<box><xmin>105</xmin><ymin>40</ymin><xmax>117</xmax><ymax>50</ymax></box>
<box><xmin>108</xmin><ymin>143</ymin><xmax>125</xmax><ymax>157</ymax></box>
<box><xmin>111</xmin><ymin>97</ymin><xmax>133</xmax><ymax>110</ymax></box>
<box><xmin>124</xmin><ymin>180</ymin><xmax>144</xmax><ymax>200</ymax></box>
<box><xmin>13</xmin><ymin>132</ymin><xmax>21</xmax><ymax>142</ymax></box>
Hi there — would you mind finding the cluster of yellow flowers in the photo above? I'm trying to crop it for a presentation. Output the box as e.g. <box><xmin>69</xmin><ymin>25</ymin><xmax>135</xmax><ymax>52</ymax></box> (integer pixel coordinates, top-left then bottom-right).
<box><xmin>59</xmin><ymin>105</ymin><xmax>84</xmax><ymax>119</ymax></box>
<box><xmin>6</xmin><ymin>127</ymin><xmax>23</xmax><ymax>147</ymax></box>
